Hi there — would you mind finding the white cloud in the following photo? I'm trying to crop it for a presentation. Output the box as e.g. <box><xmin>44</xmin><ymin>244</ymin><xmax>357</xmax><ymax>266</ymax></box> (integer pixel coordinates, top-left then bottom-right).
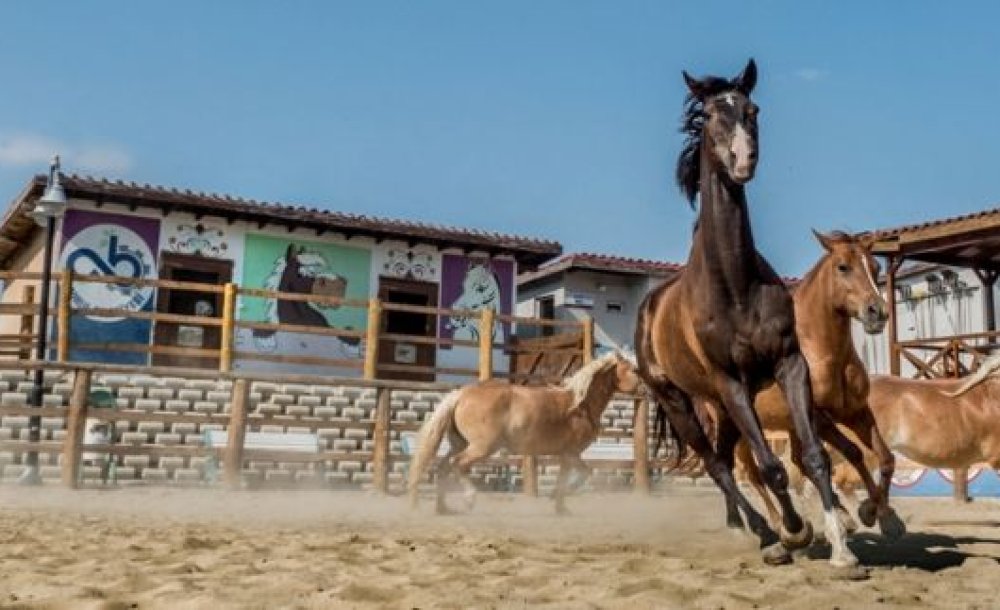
<box><xmin>794</xmin><ymin>68</ymin><xmax>828</xmax><ymax>82</ymax></box>
<box><xmin>0</xmin><ymin>133</ymin><xmax>133</xmax><ymax>174</ymax></box>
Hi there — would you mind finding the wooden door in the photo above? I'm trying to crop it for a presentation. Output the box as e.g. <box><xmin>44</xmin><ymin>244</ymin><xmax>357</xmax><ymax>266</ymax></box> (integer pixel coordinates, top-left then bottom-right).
<box><xmin>377</xmin><ymin>278</ymin><xmax>438</xmax><ymax>382</ymax></box>
<box><xmin>153</xmin><ymin>252</ymin><xmax>233</xmax><ymax>369</ymax></box>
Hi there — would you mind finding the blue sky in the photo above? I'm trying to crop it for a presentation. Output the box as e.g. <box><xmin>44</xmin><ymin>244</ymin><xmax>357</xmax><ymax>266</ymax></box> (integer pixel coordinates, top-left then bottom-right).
<box><xmin>1</xmin><ymin>2</ymin><xmax>999</xmax><ymax>275</ymax></box>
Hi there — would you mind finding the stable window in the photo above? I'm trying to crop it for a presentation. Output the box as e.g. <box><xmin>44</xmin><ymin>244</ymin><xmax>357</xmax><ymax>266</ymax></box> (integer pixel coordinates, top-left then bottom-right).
<box><xmin>538</xmin><ymin>296</ymin><xmax>555</xmax><ymax>337</ymax></box>
<box><xmin>606</xmin><ymin>301</ymin><xmax>624</xmax><ymax>314</ymax></box>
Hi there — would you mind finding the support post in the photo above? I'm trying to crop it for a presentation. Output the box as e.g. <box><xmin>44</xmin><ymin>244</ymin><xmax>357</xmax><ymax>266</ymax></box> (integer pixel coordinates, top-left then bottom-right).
<box><xmin>582</xmin><ymin>315</ymin><xmax>594</xmax><ymax>364</ymax></box>
<box><xmin>224</xmin><ymin>379</ymin><xmax>250</xmax><ymax>490</ymax></box>
<box><xmin>62</xmin><ymin>369</ymin><xmax>92</xmax><ymax>488</ymax></box>
<box><xmin>372</xmin><ymin>387</ymin><xmax>392</xmax><ymax>494</ymax></box>
<box><xmin>56</xmin><ymin>269</ymin><xmax>72</xmax><ymax>362</ymax></box>
<box><xmin>363</xmin><ymin>299</ymin><xmax>382</xmax><ymax>380</ymax></box>
<box><xmin>633</xmin><ymin>396</ymin><xmax>650</xmax><ymax>494</ymax></box>
<box><xmin>522</xmin><ymin>455</ymin><xmax>538</xmax><ymax>497</ymax></box>
<box><xmin>973</xmin><ymin>268</ymin><xmax>999</xmax><ymax>333</ymax></box>
<box><xmin>885</xmin><ymin>256</ymin><xmax>903</xmax><ymax>376</ymax></box>
<box><xmin>219</xmin><ymin>282</ymin><xmax>237</xmax><ymax>372</ymax></box>
<box><xmin>478</xmin><ymin>307</ymin><xmax>495</xmax><ymax>381</ymax></box>
<box><xmin>19</xmin><ymin>286</ymin><xmax>35</xmax><ymax>360</ymax></box>
<box><xmin>953</xmin><ymin>467</ymin><xmax>971</xmax><ymax>503</ymax></box>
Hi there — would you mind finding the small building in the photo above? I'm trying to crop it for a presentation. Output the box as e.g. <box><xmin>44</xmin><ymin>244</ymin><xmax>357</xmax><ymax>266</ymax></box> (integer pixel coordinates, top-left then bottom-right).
<box><xmin>516</xmin><ymin>253</ymin><xmax>682</xmax><ymax>355</ymax></box>
<box><xmin>0</xmin><ymin>174</ymin><xmax>562</xmax><ymax>380</ymax></box>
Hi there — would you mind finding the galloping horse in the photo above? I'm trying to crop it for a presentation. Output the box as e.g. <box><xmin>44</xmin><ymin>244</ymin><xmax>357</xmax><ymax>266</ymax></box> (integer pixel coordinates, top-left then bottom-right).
<box><xmin>636</xmin><ymin>59</ymin><xmax>854</xmax><ymax>567</ymax></box>
<box><xmin>725</xmin><ymin>231</ymin><xmax>905</xmax><ymax>539</ymax></box>
<box><xmin>407</xmin><ymin>351</ymin><xmax>639</xmax><ymax>514</ymax></box>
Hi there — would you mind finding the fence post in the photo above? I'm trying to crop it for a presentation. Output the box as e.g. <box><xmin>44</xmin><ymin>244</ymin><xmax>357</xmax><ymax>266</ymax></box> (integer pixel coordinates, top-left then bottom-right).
<box><xmin>523</xmin><ymin>456</ymin><xmax>539</xmax><ymax>497</ymax></box>
<box><xmin>19</xmin><ymin>286</ymin><xmax>35</xmax><ymax>360</ymax></box>
<box><xmin>582</xmin><ymin>315</ymin><xmax>594</xmax><ymax>364</ymax></box>
<box><xmin>219</xmin><ymin>282</ymin><xmax>236</xmax><ymax>373</ymax></box>
<box><xmin>633</xmin><ymin>396</ymin><xmax>650</xmax><ymax>495</ymax></box>
<box><xmin>363</xmin><ymin>299</ymin><xmax>382</xmax><ymax>380</ymax></box>
<box><xmin>372</xmin><ymin>387</ymin><xmax>392</xmax><ymax>494</ymax></box>
<box><xmin>224</xmin><ymin>379</ymin><xmax>250</xmax><ymax>489</ymax></box>
<box><xmin>62</xmin><ymin>369</ymin><xmax>92</xmax><ymax>488</ymax></box>
<box><xmin>478</xmin><ymin>307</ymin><xmax>495</xmax><ymax>381</ymax></box>
<box><xmin>57</xmin><ymin>269</ymin><xmax>72</xmax><ymax>362</ymax></box>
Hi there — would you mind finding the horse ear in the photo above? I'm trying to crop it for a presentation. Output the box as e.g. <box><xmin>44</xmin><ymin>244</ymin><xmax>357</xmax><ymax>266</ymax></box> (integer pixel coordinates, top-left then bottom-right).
<box><xmin>285</xmin><ymin>244</ymin><xmax>298</xmax><ymax>261</ymax></box>
<box><xmin>857</xmin><ymin>231</ymin><xmax>877</xmax><ymax>251</ymax></box>
<box><xmin>682</xmin><ymin>70</ymin><xmax>705</xmax><ymax>98</ymax></box>
<box><xmin>735</xmin><ymin>58</ymin><xmax>757</xmax><ymax>95</ymax></box>
<box><xmin>812</xmin><ymin>228</ymin><xmax>835</xmax><ymax>253</ymax></box>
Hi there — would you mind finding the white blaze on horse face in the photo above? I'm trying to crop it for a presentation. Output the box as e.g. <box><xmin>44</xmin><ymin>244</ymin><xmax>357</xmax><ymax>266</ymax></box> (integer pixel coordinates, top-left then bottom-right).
<box><xmin>730</xmin><ymin>122</ymin><xmax>754</xmax><ymax>177</ymax></box>
<box><xmin>724</xmin><ymin>92</ymin><xmax>736</xmax><ymax>107</ymax></box>
<box><xmin>860</xmin><ymin>255</ymin><xmax>881</xmax><ymax>297</ymax></box>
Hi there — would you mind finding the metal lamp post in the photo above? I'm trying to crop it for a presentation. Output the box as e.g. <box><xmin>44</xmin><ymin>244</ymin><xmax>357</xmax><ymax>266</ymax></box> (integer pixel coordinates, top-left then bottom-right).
<box><xmin>19</xmin><ymin>156</ymin><xmax>67</xmax><ymax>485</ymax></box>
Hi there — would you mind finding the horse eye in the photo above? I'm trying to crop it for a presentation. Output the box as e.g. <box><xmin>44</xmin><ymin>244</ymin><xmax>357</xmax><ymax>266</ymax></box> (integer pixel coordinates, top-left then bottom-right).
<box><xmin>837</xmin><ymin>263</ymin><xmax>850</xmax><ymax>273</ymax></box>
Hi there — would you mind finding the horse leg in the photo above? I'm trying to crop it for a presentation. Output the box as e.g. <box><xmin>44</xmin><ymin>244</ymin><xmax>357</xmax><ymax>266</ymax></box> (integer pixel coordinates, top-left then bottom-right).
<box><xmin>434</xmin><ymin>431</ymin><xmax>468</xmax><ymax>515</ymax></box>
<box><xmin>553</xmin><ymin>454</ymin><xmax>583</xmax><ymax>515</ymax></box>
<box><xmin>653</xmin><ymin>385</ymin><xmax>788</xmax><ymax>564</ymax></box>
<box><xmin>449</xmin><ymin>444</ymin><xmax>492</xmax><ymax>511</ymax></box>
<box><xmin>737</xmin><ymin>436</ymin><xmax>782</xmax><ymax>531</ymax></box>
<box><xmin>776</xmin><ymin>353</ymin><xmax>857</xmax><ymax>568</ymax></box>
<box><xmin>716</xmin><ymin>419</ymin><xmax>746</xmax><ymax>531</ymax></box>
<box><xmin>715</xmin><ymin>377</ymin><xmax>812</xmax><ymax>552</ymax></box>
<box><xmin>841</xmin><ymin>410</ymin><xmax>905</xmax><ymax>539</ymax></box>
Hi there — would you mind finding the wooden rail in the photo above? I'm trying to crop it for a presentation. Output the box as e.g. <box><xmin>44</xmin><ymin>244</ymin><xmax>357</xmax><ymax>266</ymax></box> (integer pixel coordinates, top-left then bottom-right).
<box><xmin>0</xmin><ymin>360</ymin><xmax>655</xmax><ymax>495</ymax></box>
<box><xmin>0</xmin><ymin>270</ymin><xmax>588</xmax><ymax>383</ymax></box>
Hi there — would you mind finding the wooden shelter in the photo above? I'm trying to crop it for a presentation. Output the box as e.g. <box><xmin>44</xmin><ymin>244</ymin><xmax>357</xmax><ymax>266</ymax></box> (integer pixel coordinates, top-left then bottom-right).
<box><xmin>871</xmin><ymin>206</ymin><xmax>1000</xmax><ymax>377</ymax></box>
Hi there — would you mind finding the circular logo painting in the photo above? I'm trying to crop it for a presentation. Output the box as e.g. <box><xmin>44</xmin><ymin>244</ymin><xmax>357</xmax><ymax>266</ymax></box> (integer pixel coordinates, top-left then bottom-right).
<box><xmin>891</xmin><ymin>467</ymin><xmax>927</xmax><ymax>488</ymax></box>
<box><xmin>61</xmin><ymin>224</ymin><xmax>155</xmax><ymax>322</ymax></box>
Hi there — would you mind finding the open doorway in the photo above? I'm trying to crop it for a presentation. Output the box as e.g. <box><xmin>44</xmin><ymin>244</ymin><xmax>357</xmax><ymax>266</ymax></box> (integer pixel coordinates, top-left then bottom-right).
<box><xmin>377</xmin><ymin>277</ymin><xmax>438</xmax><ymax>381</ymax></box>
<box><xmin>153</xmin><ymin>252</ymin><xmax>233</xmax><ymax>369</ymax></box>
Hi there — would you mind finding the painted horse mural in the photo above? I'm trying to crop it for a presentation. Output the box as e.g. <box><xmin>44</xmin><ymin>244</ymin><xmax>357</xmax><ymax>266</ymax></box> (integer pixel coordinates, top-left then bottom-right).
<box><xmin>251</xmin><ymin>244</ymin><xmax>362</xmax><ymax>358</ymax></box>
<box><xmin>445</xmin><ymin>260</ymin><xmax>504</xmax><ymax>342</ymax></box>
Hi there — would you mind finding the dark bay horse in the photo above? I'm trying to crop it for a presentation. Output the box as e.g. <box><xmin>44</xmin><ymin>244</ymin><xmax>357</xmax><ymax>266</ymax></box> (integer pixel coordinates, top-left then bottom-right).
<box><xmin>636</xmin><ymin>59</ymin><xmax>855</xmax><ymax>567</ymax></box>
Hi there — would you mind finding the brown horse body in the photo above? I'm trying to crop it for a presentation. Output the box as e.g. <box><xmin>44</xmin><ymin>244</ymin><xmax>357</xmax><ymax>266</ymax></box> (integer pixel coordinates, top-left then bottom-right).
<box><xmin>636</xmin><ymin>60</ymin><xmax>854</xmax><ymax>567</ymax></box>
<box><xmin>727</xmin><ymin>232</ymin><xmax>904</xmax><ymax>539</ymax></box>
<box><xmin>868</xmin><ymin>364</ymin><xmax>1000</xmax><ymax>470</ymax></box>
<box><xmin>407</xmin><ymin>352</ymin><xmax>639</xmax><ymax>514</ymax></box>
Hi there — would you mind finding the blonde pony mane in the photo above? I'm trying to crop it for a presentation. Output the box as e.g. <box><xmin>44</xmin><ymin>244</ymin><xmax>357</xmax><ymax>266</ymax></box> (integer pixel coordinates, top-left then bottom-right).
<box><xmin>944</xmin><ymin>352</ymin><xmax>1000</xmax><ymax>397</ymax></box>
<box><xmin>561</xmin><ymin>351</ymin><xmax>620</xmax><ymax>410</ymax></box>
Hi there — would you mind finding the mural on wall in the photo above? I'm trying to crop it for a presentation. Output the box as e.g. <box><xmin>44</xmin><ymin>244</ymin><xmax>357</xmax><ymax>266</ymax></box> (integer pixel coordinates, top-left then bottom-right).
<box><xmin>164</xmin><ymin>221</ymin><xmax>229</xmax><ymax>257</ymax></box>
<box><xmin>236</xmin><ymin>234</ymin><xmax>371</xmax><ymax>362</ymax></box>
<box><xmin>438</xmin><ymin>254</ymin><xmax>513</xmax><ymax>347</ymax></box>
<box><xmin>373</xmin><ymin>244</ymin><xmax>440</xmax><ymax>282</ymax></box>
<box><xmin>58</xmin><ymin>209</ymin><xmax>160</xmax><ymax>364</ymax></box>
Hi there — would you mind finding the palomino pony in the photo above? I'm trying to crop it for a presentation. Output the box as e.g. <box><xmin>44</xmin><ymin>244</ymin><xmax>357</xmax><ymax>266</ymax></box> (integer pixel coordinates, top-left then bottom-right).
<box><xmin>636</xmin><ymin>59</ymin><xmax>853</xmax><ymax>567</ymax></box>
<box><xmin>865</xmin><ymin>355</ymin><xmax>1000</xmax><ymax>473</ymax></box>
<box><xmin>724</xmin><ymin>231</ymin><xmax>905</xmax><ymax>539</ymax></box>
<box><xmin>407</xmin><ymin>351</ymin><xmax>639</xmax><ymax>514</ymax></box>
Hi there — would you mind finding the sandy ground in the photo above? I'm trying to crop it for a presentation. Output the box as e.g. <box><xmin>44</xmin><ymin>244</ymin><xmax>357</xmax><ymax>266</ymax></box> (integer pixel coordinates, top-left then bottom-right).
<box><xmin>0</xmin><ymin>485</ymin><xmax>997</xmax><ymax>610</ymax></box>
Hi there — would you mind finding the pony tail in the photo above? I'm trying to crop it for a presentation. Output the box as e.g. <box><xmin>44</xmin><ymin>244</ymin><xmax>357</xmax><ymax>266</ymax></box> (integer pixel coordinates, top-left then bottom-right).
<box><xmin>407</xmin><ymin>390</ymin><xmax>461</xmax><ymax>508</ymax></box>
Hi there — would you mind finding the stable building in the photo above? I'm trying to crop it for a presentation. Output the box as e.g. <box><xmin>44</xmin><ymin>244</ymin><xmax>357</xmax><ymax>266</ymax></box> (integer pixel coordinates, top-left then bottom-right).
<box><xmin>0</xmin><ymin>174</ymin><xmax>562</xmax><ymax>380</ymax></box>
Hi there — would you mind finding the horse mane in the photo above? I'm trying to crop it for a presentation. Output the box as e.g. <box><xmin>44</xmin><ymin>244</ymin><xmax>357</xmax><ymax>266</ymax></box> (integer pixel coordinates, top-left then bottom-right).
<box><xmin>676</xmin><ymin>76</ymin><xmax>742</xmax><ymax>206</ymax></box>
<box><xmin>261</xmin><ymin>256</ymin><xmax>288</xmax><ymax>323</ymax></box>
<box><xmin>561</xmin><ymin>352</ymin><xmax>618</xmax><ymax>411</ymax></box>
<box><xmin>944</xmin><ymin>353</ymin><xmax>1000</xmax><ymax>397</ymax></box>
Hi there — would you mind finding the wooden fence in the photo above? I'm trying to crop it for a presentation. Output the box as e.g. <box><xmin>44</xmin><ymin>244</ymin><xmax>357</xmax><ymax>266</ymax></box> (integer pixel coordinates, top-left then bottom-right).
<box><xmin>0</xmin><ymin>360</ymin><xmax>666</xmax><ymax>495</ymax></box>
<box><xmin>0</xmin><ymin>270</ymin><xmax>590</xmax><ymax>384</ymax></box>
<box><xmin>895</xmin><ymin>331</ymin><xmax>1000</xmax><ymax>379</ymax></box>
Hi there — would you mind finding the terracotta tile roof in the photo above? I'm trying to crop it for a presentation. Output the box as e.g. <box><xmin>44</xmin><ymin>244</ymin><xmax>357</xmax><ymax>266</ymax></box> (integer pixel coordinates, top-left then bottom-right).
<box><xmin>871</xmin><ymin>205</ymin><xmax>1000</xmax><ymax>240</ymax></box>
<box><xmin>518</xmin><ymin>252</ymin><xmax>684</xmax><ymax>285</ymax></box>
<box><xmin>1</xmin><ymin>174</ymin><xmax>562</xmax><ymax>268</ymax></box>
<box><xmin>519</xmin><ymin>251</ymin><xmax>801</xmax><ymax>286</ymax></box>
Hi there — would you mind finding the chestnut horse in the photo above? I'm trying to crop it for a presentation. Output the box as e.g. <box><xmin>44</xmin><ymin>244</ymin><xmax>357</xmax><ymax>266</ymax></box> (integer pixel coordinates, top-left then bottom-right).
<box><xmin>636</xmin><ymin>59</ymin><xmax>852</xmax><ymax>567</ymax></box>
<box><xmin>726</xmin><ymin>231</ymin><xmax>905</xmax><ymax>539</ymax></box>
<box><xmin>866</xmin><ymin>357</ymin><xmax>1000</xmax><ymax>472</ymax></box>
<box><xmin>407</xmin><ymin>351</ymin><xmax>639</xmax><ymax>515</ymax></box>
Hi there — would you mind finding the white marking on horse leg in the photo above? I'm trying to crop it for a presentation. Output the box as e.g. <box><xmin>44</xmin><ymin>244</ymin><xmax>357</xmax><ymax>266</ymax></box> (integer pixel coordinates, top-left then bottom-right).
<box><xmin>824</xmin><ymin>509</ymin><xmax>858</xmax><ymax>567</ymax></box>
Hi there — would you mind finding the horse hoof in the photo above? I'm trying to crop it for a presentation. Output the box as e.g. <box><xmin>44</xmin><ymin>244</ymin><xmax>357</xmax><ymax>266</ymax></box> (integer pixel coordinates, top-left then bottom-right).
<box><xmin>878</xmin><ymin>508</ymin><xmax>907</xmax><ymax>541</ymax></box>
<box><xmin>858</xmin><ymin>499</ymin><xmax>878</xmax><ymax>528</ymax></box>
<box><xmin>829</xmin><ymin>548</ymin><xmax>860</xmax><ymax>569</ymax></box>
<box><xmin>761</xmin><ymin>542</ymin><xmax>792</xmax><ymax>566</ymax></box>
<box><xmin>780</xmin><ymin>520</ymin><xmax>814</xmax><ymax>551</ymax></box>
<box><xmin>836</xmin><ymin>505</ymin><xmax>859</xmax><ymax>534</ymax></box>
